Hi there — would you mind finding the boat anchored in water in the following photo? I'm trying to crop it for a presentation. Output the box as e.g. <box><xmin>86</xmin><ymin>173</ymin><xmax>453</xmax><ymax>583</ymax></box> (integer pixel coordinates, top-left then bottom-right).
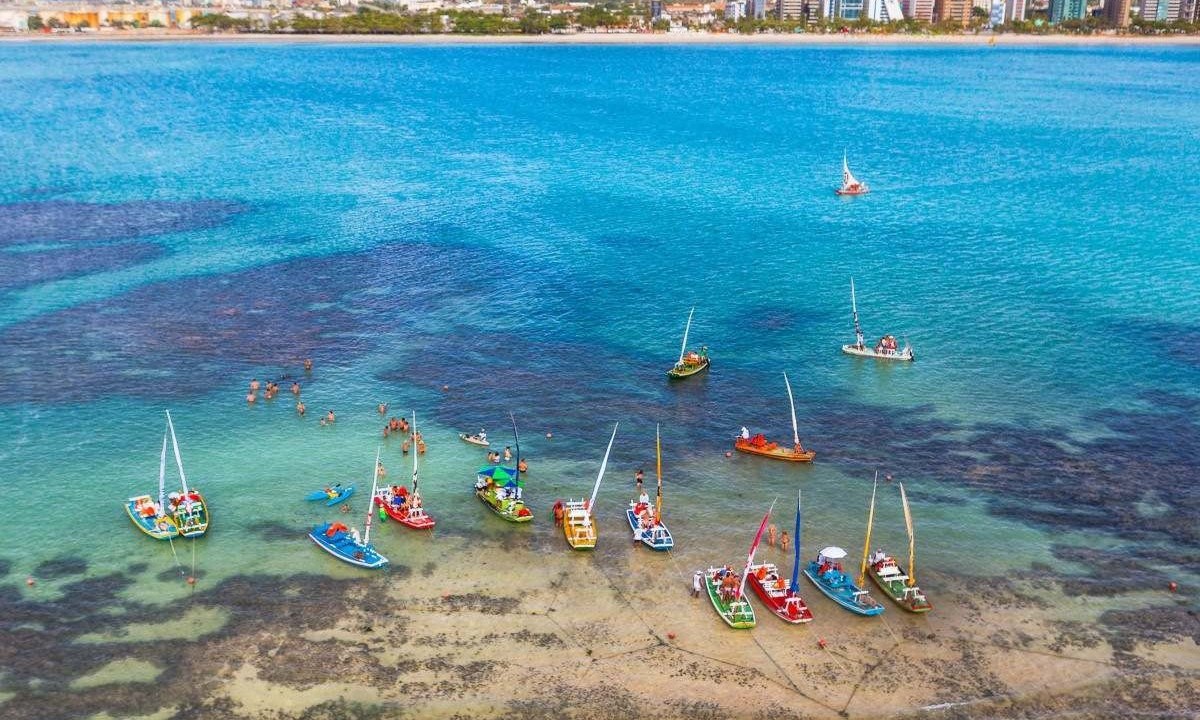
<box><xmin>835</xmin><ymin>151</ymin><xmax>870</xmax><ymax>196</ymax></box>
<box><xmin>459</xmin><ymin>429</ymin><xmax>489</xmax><ymax>447</ymax></box>
<box><xmin>734</xmin><ymin>372</ymin><xmax>815</xmax><ymax>462</ymax></box>
<box><xmin>126</xmin><ymin>411</ymin><xmax>210</xmax><ymax>540</ymax></box>
<box><xmin>841</xmin><ymin>278</ymin><xmax>914</xmax><ymax>362</ymax></box>
<box><xmin>747</xmin><ymin>490</ymin><xmax>814</xmax><ymax>624</ymax></box>
<box><xmin>703</xmin><ymin>502</ymin><xmax>773</xmax><ymax>629</ymax></box>
<box><xmin>666</xmin><ymin>307</ymin><xmax>709</xmax><ymax>380</ymax></box>
<box><xmin>563</xmin><ymin>423</ymin><xmax>618</xmax><ymax>550</ymax></box>
<box><xmin>306</xmin><ymin>484</ymin><xmax>355</xmax><ymax>506</ymax></box>
<box><xmin>376</xmin><ymin>411</ymin><xmax>436</xmax><ymax>530</ymax></box>
<box><xmin>626</xmin><ymin>424</ymin><xmax>673</xmax><ymax>551</ymax></box>
<box><xmin>125</xmin><ymin>417</ymin><xmax>181</xmax><ymax>541</ymax></box>
<box><xmin>867</xmin><ymin>481</ymin><xmax>933</xmax><ymax>613</ymax></box>
<box><xmin>475</xmin><ymin>413</ymin><xmax>533</xmax><ymax>523</ymax></box>
<box><xmin>309</xmin><ymin>449</ymin><xmax>389</xmax><ymax>569</ymax></box>
<box><xmin>802</xmin><ymin>475</ymin><xmax>884</xmax><ymax>616</ymax></box>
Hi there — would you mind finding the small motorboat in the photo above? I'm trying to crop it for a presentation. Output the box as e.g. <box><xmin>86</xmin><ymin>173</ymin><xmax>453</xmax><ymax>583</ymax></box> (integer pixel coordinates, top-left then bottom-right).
<box><xmin>459</xmin><ymin>430</ymin><xmax>489</xmax><ymax>447</ymax></box>
<box><xmin>307</xmin><ymin>484</ymin><xmax>355</xmax><ymax>507</ymax></box>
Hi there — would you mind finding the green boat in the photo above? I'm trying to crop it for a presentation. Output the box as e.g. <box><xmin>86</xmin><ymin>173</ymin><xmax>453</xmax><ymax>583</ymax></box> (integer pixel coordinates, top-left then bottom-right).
<box><xmin>703</xmin><ymin>567</ymin><xmax>756</xmax><ymax>629</ymax></box>
<box><xmin>473</xmin><ymin>413</ymin><xmax>533</xmax><ymax>523</ymax></box>
<box><xmin>867</xmin><ymin>482</ymin><xmax>933</xmax><ymax>613</ymax></box>
<box><xmin>666</xmin><ymin>307</ymin><xmax>710</xmax><ymax>380</ymax></box>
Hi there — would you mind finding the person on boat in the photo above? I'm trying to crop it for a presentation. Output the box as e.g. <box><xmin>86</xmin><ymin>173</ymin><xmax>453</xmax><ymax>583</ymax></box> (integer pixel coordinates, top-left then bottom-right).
<box><xmin>740</xmin><ymin>427</ymin><xmax>750</xmax><ymax>441</ymax></box>
<box><xmin>296</xmin><ymin>401</ymin><xmax>306</xmax><ymax>416</ymax></box>
<box><xmin>503</xmin><ymin>446</ymin><xmax>512</xmax><ymax>462</ymax></box>
<box><xmin>478</xmin><ymin>429</ymin><xmax>487</xmax><ymax>443</ymax></box>
<box><xmin>699</xmin><ymin>345</ymin><xmax>708</xmax><ymax>358</ymax></box>
<box><xmin>350</xmin><ymin>527</ymin><xmax>362</xmax><ymax>545</ymax></box>
<box><xmin>518</xmin><ymin>459</ymin><xmax>528</xmax><ymax>473</ymax></box>
<box><xmin>780</xmin><ymin>532</ymin><xmax>790</xmax><ymax>552</ymax></box>
<box><xmin>793</xmin><ymin>440</ymin><xmax>807</xmax><ymax>454</ymax></box>
<box><xmin>638</xmin><ymin>489</ymin><xmax>651</xmax><ymax>507</ymax></box>
<box><xmin>755</xmin><ymin>566</ymin><xmax>768</xmax><ymax>581</ymax></box>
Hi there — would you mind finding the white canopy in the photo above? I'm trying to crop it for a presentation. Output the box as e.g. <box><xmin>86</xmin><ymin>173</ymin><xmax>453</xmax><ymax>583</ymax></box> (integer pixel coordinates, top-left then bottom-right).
<box><xmin>819</xmin><ymin>546</ymin><xmax>847</xmax><ymax>559</ymax></box>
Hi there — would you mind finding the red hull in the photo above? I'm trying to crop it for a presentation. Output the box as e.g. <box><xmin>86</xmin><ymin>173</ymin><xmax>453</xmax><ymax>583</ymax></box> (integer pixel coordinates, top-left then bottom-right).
<box><xmin>374</xmin><ymin>496</ymin><xmax>436</xmax><ymax>529</ymax></box>
<box><xmin>748</xmin><ymin>573</ymin><xmax>814</xmax><ymax>624</ymax></box>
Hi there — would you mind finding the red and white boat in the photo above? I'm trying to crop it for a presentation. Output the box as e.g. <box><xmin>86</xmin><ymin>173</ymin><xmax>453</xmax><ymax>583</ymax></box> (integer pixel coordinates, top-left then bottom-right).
<box><xmin>835</xmin><ymin>152</ymin><xmax>870</xmax><ymax>196</ymax></box>
<box><xmin>374</xmin><ymin>411</ymin><xmax>436</xmax><ymax>530</ymax></box>
<box><xmin>746</xmin><ymin>490</ymin><xmax>813</xmax><ymax>624</ymax></box>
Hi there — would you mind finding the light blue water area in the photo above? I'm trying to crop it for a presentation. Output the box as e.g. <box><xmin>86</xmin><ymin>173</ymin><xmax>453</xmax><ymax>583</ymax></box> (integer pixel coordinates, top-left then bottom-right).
<box><xmin>0</xmin><ymin>43</ymin><xmax>1197</xmax><ymax>606</ymax></box>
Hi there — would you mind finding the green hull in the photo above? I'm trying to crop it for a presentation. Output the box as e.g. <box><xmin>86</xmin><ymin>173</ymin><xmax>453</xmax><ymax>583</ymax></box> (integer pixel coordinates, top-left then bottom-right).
<box><xmin>476</xmin><ymin>488</ymin><xmax>532</xmax><ymax>523</ymax></box>
<box><xmin>667</xmin><ymin>358</ymin><xmax>710</xmax><ymax>379</ymax></box>
<box><xmin>868</xmin><ymin>562</ymin><xmax>932</xmax><ymax>613</ymax></box>
<box><xmin>704</xmin><ymin>572</ymin><xmax>756</xmax><ymax>629</ymax></box>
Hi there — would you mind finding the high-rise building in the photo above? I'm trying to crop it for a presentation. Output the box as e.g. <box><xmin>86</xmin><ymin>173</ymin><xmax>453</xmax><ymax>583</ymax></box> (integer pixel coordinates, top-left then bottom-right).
<box><xmin>905</xmin><ymin>0</ymin><xmax>936</xmax><ymax>20</ymax></box>
<box><xmin>935</xmin><ymin>0</ymin><xmax>972</xmax><ymax>23</ymax></box>
<box><xmin>747</xmin><ymin>0</ymin><xmax>769</xmax><ymax>18</ymax></box>
<box><xmin>1103</xmin><ymin>0</ymin><xmax>1130</xmax><ymax>24</ymax></box>
<box><xmin>867</xmin><ymin>0</ymin><xmax>906</xmax><ymax>18</ymax></box>
<box><xmin>837</xmin><ymin>0</ymin><xmax>866</xmax><ymax>18</ymax></box>
<box><xmin>726</xmin><ymin>0</ymin><xmax>747</xmax><ymax>19</ymax></box>
<box><xmin>778</xmin><ymin>0</ymin><xmax>805</xmax><ymax>17</ymax></box>
<box><xmin>989</xmin><ymin>0</ymin><xmax>1006</xmax><ymax>23</ymax></box>
<box><xmin>651</xmin><ymin>0</ymin><xmax>664</xmax><ymax>18</ymax></box>
<box><xmin>1005</xmin><ymin>0</ymin><xmax>1026</xmax><ymax>21</ymax></box>
<box><xmin>1049</xmin><ymin>0</ymin><xmax>1087</xmax><ymax>21</ymax></box>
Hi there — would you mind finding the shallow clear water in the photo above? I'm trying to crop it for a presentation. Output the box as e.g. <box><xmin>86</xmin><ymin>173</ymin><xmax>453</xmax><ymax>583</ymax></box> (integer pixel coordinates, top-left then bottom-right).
<box><xmin>0</xmin><ymin>42</ymin><xmax>1197</xmax><ymax>612</ymax></box>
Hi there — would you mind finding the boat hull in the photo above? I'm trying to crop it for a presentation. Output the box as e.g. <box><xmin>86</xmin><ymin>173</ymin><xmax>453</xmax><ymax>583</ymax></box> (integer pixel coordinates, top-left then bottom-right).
<box><xmin>703</xmin><ymin>568</ymin><xmax>756</xmax><ymax>629</ymax></box>
<box><xmin>835</xmin><ymin>188</ymin><xmax>869</xmax><ymax>196</ymax></box>
<box><xmin>733</xmin><ymin>439</ymin><xmax>815</xmax><ymax>463</ymax></box>
<box><xmin>802</xmin><ymin>563</ymin><xmax>883</xmax><ymax>617</ymax></box>
<box><xmin>175</xmin><ymin>491</ymin><xmax>210</xmax><ymax>538</ymax></box>
<box><xmin>868</xmin><ymin>560</ymin><xmax>933</xmax><ymax>613</ymax></box>
<box><xmin>308</xmin><ymin>524</ymin><xmax>388</xmax><ymax>569</ymax></box>
<box><xmin>625</xmin><ymin>508</ymin><xmax>673</xmax><ymax>551</ymax></box>
<box><xmin>459</xmin><ymin>433</ymin><xmax>489</xmax><ymax>447</ymax></box>
<box><xmin>563</xmin><ymin>503</ymin><xmax>597</xmax><ymax>549</ymax></box>
<box><xmin>747</xmin><ymin>564</ymin><xmax>814</xmax><ymax>624</ymax></box>
<box><xmin>841</xmin><ymin>344</ymin><xmax>914</xmax><ymax>362</ymax></box>
<box><xmin>667</xmin><ymin>358</ymin><xmax>710</xmax><ymax>380</ymax></box>
<box><xmin>476</xmin><ymin>486</ymin><xmax>532</xmax><ymax>523</ymax></box>
<box><xmin>124</xmin><ymin>497</ymin><xmax>180</xmax><ymax>540</ymax></box>
<box><xmin>374</xmin><ymin>496</ymin><xmax>436</xmax><ymax>530</ymax></box>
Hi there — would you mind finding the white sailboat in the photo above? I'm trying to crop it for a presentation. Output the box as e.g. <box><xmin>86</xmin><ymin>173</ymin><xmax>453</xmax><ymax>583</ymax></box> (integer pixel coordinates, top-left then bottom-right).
<box><xmin>841</xmin><ymin>278</ymin><xmax>914</xmax><ymax>362</ymax></box>
<box><xmin>835</xmin><ymin>151</ymin><xmax>870</xmax><ymax>196</ymax></box>
<box><xmin>309</xmin><ymin>449</ymin><xmax>389</xmax><ymax>569</ymax></box>
<box><xmin>667</xmin><ymin>307</ymin><xmax>709</xmax><ymax>379</ymax></box>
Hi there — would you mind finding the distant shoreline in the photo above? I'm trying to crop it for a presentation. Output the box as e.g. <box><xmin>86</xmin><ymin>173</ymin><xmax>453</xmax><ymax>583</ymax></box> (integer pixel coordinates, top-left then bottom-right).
<box><xmin>4</xmin><ymin>31</ymin><xmax>1200</xmax><ymax>46</ymax></box>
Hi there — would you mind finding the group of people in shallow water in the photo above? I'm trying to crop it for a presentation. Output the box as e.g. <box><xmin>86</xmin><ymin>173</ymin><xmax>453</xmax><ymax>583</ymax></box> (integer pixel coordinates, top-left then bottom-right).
<box><xmin>245</xmin><ymin>359</ymin><xmax>315</xmax><ymax>418</ymax></box>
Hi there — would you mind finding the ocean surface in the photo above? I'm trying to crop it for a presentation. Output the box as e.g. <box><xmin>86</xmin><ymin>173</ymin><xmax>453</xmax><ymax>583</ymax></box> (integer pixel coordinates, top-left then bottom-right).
<box><xmin>0</xmin><ymin>41</ymin><xmax>1197</xmax><ymax>688</ymax></box>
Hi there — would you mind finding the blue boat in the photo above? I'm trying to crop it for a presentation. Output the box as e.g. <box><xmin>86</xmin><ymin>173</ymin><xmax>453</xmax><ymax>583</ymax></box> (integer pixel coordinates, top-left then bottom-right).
<box><xmin>803</xmin><ymin>546</ymin><xmax>883</xmax><ymax>616</ymax></box>
<box><xmin>308</xmin><ymin>522</ymin><xmax>388</xmax><ymax>569</ymax></box>
<box><xmin>626</xmin><ymin>424</ymin><xmax>674</xmax><ymax>551</ymax></box>
<box><xmin>306</xmin><ymin>484</ymin><xmax>355</xmax><ymax>506</ymax></box>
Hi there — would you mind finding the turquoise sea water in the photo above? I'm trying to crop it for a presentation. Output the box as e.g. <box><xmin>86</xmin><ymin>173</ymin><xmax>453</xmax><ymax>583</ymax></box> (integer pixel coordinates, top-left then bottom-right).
<box><xmin>0</xmin><ymin>43</ymin><xmax>1197</xmax><ymax>619</ymax></box>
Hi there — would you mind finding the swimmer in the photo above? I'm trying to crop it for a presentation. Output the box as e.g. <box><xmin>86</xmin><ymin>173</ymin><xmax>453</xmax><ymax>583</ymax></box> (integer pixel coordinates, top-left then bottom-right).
<box><xmin>378</xmin><ymin>403</ymin><xmax>387</xmax><ymax>415</ymax></box>
<box><xmin>326</xmin><ymin>410</ymin><xmax>335</xmax><ymax>424</ymax></box>
<box><xmin>250</xmin><ymin>378</ymin><xmax>260</xmax><ymax>393</ymax></box>
<box><xmin>303</xmin><ymin>358</ymin><xmax>313</xmax><ymax>372</ymax></box>
<box><xmin>291</xmin><ymin>382</ymin><xmax>301</xmax><ymax>395</ymax></box>
<box><xmin>247</xmin><ymin>392</ymin><xmax>256</xmax><ymax>403</ymax></box>
<box><xmin>296</xmin><ymin>401</ymin><xmax>306</xmax><ymax>416</ymax></box>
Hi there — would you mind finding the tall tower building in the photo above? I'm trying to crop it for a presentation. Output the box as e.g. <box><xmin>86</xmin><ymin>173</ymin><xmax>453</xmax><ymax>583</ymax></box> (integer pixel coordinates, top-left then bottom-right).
<box><xmin>1005</xmin><ymin>0</ymin><xmax>1026</xmax><ymax>21</ymax></box>
<box><xmin>1103</xmin><ymin>0</ymin><xmax>1130</xmax><ymax>24</ymax></box>
<box><xmin>935</xmin><ymin>0</ymin><xmax>972</xmax><ymax>24</ymax></box>
<box><xmin>778</xmin><ymin>0</ymin><xmax>806</xmax><ymax>17</ymax></box>
<box><xmin>1049</xmin><ymin>0</ymin><xmax>1087</xmax><ymax>21</ymax></box>
<box><xmin>907</xmin><ymin>0</ymin><xmax>936</xmax><ymax>18</ymax></box>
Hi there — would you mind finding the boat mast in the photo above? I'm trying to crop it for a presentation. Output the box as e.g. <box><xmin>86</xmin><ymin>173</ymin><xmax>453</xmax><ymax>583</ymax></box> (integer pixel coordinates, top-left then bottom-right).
<box><xmin>654</xmin><ymin>423</ymin><xmax>663</xmax><ymax>524</ymax></box>
<box><xmin>850</xmin><ymin>278</ymin><xmax>864</xmax><ymax>348</ymax></box>
<box><xmin>165</xmin><ymin>410</ymin><xmax>189</xmax><ymax>495</ymax></box>
<box><xmin>783</xmin><ymin>372</ymin><xmax>800</xmax><ymax>447</ymax></box>
<box><xmin>411</xmin><ymin>410</ymin><xmax>419</xmax><ymax>495</ymax></box>
<box><xmin>510</xmin><ymin>412</ymin><xmax>520</xmax><ymax>469</ymax></box>
<box><xmin>158</xmin><ymin>430</ymin><xmax>168</xmax><ymax>511</ymax></box>
<box><xmin>900</xmin><ymin>481</ymin><xmax>916</xmax><ymax>588</ymax></box>
<box><xmin>789</xmin><ymin>489</ymin><xmax>801</xmax><ymax>593</ymax></box>
<box><xmin>738</xmin><ymin>500</ymin><xmax>776</xmax><ymax>602</ymax></box>
<box><xmin>365</xmin><ymin>448</ymin><xmax>380</xmax><ymax>544</ymax></box>
<box><xmin>588</xmin><ymin>423</ymin><xmax>618</xmax><ymax>513</ymax></box>
<box><xmin>677</xmin><ymin>307</ymin><xmax>694</xmax><ymax>366</ymax></box>
<box><xmin>858</xmin><ymin>472</ymin><xmax>878</xmax><ymax>587</ymax></box>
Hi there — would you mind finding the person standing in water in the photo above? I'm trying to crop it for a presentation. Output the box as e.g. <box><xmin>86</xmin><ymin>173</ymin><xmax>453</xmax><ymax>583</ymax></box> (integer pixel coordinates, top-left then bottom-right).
<box><xmin>296</xmin><ymin>401</ymin><xmax>306</xmax><ymax>416</ymax></box>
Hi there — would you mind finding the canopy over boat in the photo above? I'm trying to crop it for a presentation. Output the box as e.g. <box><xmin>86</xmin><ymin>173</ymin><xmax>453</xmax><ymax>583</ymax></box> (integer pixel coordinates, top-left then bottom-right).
<box><xmin>819</xmin><ymin>546</ymin><xmax>847</xmax><ymax>560</ymax></box>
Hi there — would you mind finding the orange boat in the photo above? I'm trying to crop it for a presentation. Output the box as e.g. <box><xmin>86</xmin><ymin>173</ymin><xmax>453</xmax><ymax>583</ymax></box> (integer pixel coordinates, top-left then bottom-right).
<box><xmin>733</xmin><ymin>372</ymin><xmax>815</xmax><ymax>463</ymax></box>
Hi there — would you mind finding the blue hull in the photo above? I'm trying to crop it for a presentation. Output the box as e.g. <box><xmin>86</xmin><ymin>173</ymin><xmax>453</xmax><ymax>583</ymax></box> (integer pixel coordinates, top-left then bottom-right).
<box><xmin>306</xmin><ymin>485</ymin><xmax>355</xmax><ymax>506</ymax></box>
<box><xmin>309</xmin><ymin>523</ymin><xmax>387</xmax><ymax>569</ymax></box>
<box><xmin>803</xmin><ymin>563</ymin><xmax>883</xmax><ymax>616</ymax></box>
<box><xmin>625</xmin><ymin>509</ymin><xmax>673</xmax><ymax>551</ymax></box>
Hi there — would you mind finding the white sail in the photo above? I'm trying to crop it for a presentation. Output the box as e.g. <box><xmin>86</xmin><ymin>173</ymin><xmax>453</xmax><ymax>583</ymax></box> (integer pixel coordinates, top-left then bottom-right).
<box><xmin>677</xmin><ymin>307</ymin><xmax>695</xmax><ymax>366</ymax></box>
<box><xmin>901</xmin><ymin>481</ymin><xmax>916</xmax><ymax>587</ymax></box>
<box><xmin>842</xmin><ymin>151</ymin><xmax>861</xmax><ymax>189</ymax></box>
<box><xmin>850</xmin><ymin>277</ymin><xmax>864</xmax><ymax>347</ymax></box>
<box><xmin>158</xmin><ymin>431</ymin><xmax>168</xmax><ymax>511</ymax></box>
<box><xmin>411</xmin><ymin>410</ymin><xmax>419</xmax><ymax>493</ymax></box>
<box><xmin>165</xmin><ymin>410</ymin><xmax>189</xmax><ymax>495</ymax></box>
<box><xmin>365</xmin><ymin>448</ymin><xmax>381</xmax><ymax>544</ymax></box>
<box><xmin>783</xmin><ymin>372</ymin><xmax>800</xmax><ymax>447</ymax></box>
<box><xmin>588</xmin><ymin>423</ymin><xmax>619</xmax><ymax>512</ymax></box>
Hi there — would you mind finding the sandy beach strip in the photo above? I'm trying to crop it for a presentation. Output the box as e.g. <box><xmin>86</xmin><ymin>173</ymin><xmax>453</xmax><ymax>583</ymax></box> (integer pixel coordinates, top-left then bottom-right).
<box><xmin>3</xmin><ymin>30</ymin><xmax>1200</xmax><ymax>46</ymax></box>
